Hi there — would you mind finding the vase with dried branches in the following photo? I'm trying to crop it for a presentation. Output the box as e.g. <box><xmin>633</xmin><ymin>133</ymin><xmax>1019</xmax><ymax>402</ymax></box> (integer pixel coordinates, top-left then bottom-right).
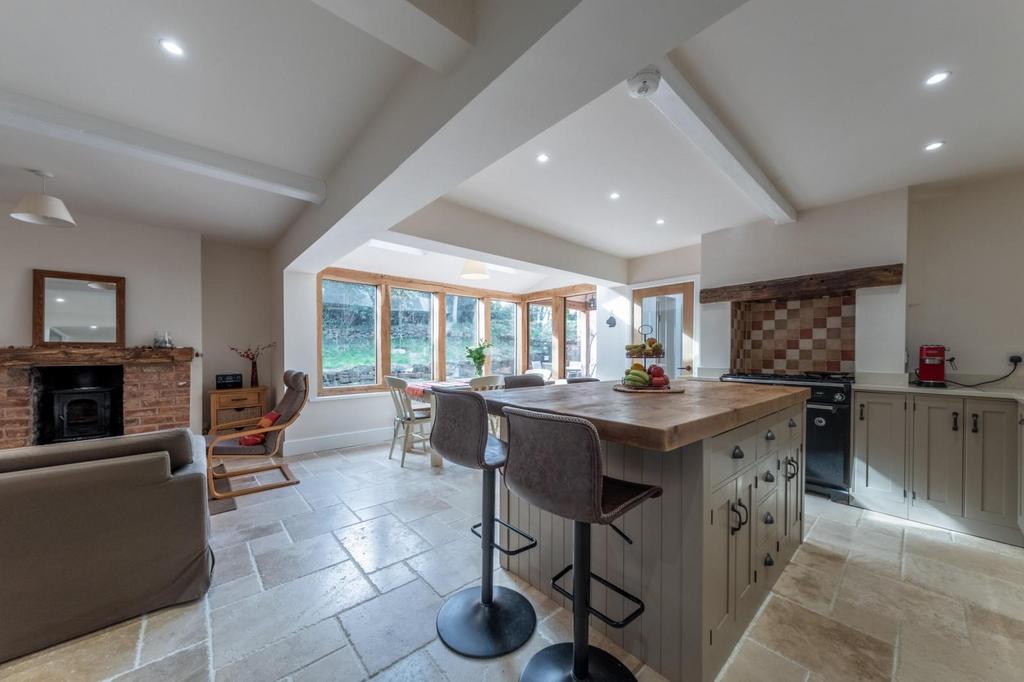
<box><xmin>230</xmin><ymin>343</ymin><xmax>277</xmax><ymax>388</ymax></box>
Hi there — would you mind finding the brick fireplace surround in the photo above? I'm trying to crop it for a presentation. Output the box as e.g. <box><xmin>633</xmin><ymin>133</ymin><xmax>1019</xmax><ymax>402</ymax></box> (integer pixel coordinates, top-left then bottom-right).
<box><xmin>0</xmin><ymin>347</ymin><xmax>194</xmax><ymax>450</ymax></box>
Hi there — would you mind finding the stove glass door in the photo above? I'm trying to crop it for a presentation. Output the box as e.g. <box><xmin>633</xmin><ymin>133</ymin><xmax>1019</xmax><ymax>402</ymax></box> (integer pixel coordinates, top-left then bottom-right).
<box><xmin>805</xmin><ymin>403</ymin><xmax>851</xmax><ymax>491</ymax></box>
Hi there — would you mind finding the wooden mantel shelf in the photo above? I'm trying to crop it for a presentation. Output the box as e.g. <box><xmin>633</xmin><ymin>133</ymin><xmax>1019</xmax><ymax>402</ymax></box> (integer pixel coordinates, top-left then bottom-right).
<box><xmin>0</xmin><ymin>346</ymin><xmax>196</xmax><ymax>367</ymax></box>
<box><xmin>699</xmin><ymin>263</ymin><xmax>903</xmax><ymax>304</ymax></box>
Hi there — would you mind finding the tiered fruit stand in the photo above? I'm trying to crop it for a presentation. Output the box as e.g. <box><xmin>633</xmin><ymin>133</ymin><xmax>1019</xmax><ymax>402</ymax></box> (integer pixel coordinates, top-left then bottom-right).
<box><xmin>616</xmin><ymin>324</ymin><xmax>686</xmax><ymax>393</ymax></box>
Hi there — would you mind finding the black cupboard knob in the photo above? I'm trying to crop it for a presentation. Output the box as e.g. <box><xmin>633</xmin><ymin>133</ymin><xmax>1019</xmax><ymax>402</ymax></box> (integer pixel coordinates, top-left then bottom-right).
<box><xmin>765</xmin><ymin>429</ymin><xmax>776</xmax><ymax>441</ymax></box>
<box><xmin>764</xmin><ymin>512</ymin><xmax>775</xmax><ymax>525</ymax></box>
<box><xmin>764</xmin><ymin>553</ymin><xmax>775</xmax><ymax>567</ymax></box>
<box><xmin>731</xmin><ymin>445</ymin><xmax>745</xmax><ymax>459</ymax></box>
<box><xmin>763</xmin><ymin>471</ymin><xmax>775</xmax><ymax>483</ymax></box>
<box><xmin>788</xmin><ymin>417</ymin><xmax>797</xmax><ymax>428</ymax></box>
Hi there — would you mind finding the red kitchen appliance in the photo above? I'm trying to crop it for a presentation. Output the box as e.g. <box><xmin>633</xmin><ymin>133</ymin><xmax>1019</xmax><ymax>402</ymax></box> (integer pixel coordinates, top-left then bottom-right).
<box><xmin>916</xmin><ymin>345</ymin><xmax>948</xmax><ymax>387</ymax></box>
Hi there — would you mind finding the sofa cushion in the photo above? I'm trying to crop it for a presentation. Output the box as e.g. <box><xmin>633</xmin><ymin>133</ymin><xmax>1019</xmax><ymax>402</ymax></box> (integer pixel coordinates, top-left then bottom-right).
<box><xmin>0</xmin><ymin>428</ymin><xmax>196</xmax><ymax>474</ymax></box>
<box><xmin>205</xmin><ymin>435</ymin><xmax>268</xmax><ymax>456</ymax></box>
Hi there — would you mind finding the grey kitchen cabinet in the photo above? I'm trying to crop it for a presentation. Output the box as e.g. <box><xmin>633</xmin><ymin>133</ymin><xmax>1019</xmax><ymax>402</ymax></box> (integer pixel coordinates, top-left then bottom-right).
<box><xmin>964</xmin><ymin>398</ymin><xmax>1019</xmax><ymax>529</ymax></box>
<box><xmin>911</xmin><ymin>395</ymin><xmax>964</xmax><ymax>518</ymax></box>
<box><xmin>734</xmin><ymin>470</ymin><xmax>760</xmax><ymax>624</ymax></box>
<box><xmin>703</xmin><ymin>480</ymin><xmax>738</xmax><ymax>672</ymax></box>
<box><xmin>781</xmin><ymin>443</ymin><xmax>803</xmax><ymax>556</ymax></box>
<box><xmin>852</xmin><ymin>392</ymin><xmax>909</xmax><ymax>517</ymax></box>
<box><xmin>1019</xmin><ymin>404</ymin><xmax>1024</xmax><ymax>534</ymax></box>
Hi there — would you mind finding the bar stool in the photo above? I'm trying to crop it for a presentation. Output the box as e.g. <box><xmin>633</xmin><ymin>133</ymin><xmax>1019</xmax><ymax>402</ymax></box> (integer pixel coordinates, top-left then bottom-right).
<box><xmin>429</xmin><ymin>387</ymin><xmax>538</xmax><ymax>658</ymax></box>
<box><xmin>503</xmin><ymin>407</ymin><xmax>662</xmax><ymax>682</ymax></box>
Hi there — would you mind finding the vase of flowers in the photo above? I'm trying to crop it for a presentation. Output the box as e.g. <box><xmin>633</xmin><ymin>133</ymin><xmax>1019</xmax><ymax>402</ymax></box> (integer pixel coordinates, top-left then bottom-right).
<box><xmin>230</xmin><ymin>343</ymin><xmax>277</xmax><ymax>387</ymax></box>
<box><xmin>465</xmin><ymin>340</ymin><xmax>493</xmax><ymax>377</ymax></box>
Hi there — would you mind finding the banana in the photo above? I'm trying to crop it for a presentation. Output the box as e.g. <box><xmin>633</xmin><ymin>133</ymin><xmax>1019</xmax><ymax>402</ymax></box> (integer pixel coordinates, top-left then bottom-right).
<box><xmin>627</xmin><ymin>370</ymin><xmax>650</xmax><ymax>383</ymax></box>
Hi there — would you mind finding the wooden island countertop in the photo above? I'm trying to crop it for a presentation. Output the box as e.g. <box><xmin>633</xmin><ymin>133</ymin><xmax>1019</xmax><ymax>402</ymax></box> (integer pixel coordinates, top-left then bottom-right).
<box><xmin>483</xmin><ymin>379</ymin><xmax>809</xmax><ymax>452</ymax></box>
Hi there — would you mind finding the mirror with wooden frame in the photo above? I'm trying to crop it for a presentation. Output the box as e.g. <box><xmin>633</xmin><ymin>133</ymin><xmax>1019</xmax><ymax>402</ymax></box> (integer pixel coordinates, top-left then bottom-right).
<box><xmin>33</xmin><ymin>269</ymin><xmax>125</xmax><ymax>346</ymax></box>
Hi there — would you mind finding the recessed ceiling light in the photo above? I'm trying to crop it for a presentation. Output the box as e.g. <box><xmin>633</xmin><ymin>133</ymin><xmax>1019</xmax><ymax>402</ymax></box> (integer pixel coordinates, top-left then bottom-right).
<box><xmin>924</xmin><ymin>70</ymin><xmax>951</xmax><ymax>86</ymax></box>
<box><xmin>924</xmin><ymin>140</ymin><xmax>945</xmax><ymax>152</ymax></box>
<box><xmin>655</xmin><ymin>218</ymin><xmax>665</xmax><ymax>225</ymax></box>
<box><xmin>536</xmin><ymin>153</ymin><xmax>550</xmax><ymax>164</ymax></box>
<box><xmin>159</xmin><ymin>38</ymin><xmax>185</xmax><ymax>57</ymax></box>
<box><xmin>609</xmin><ymin>192</ymin><xmax>620</xmax><ymax>200</ymax></box>
<box><xmin>89</xmin><ymin>325</ymin><xmax>98</xmax><ymax>330</ymax></box>
<box><xmin>55</xmin><ymin>297</ymin><xmax>65</xmax><ymax>303</ymax></box>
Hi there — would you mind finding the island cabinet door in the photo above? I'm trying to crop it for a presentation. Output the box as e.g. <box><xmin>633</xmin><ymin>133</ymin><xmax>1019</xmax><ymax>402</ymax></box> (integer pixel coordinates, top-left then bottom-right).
<box><xmin>1019</xmin><ymin>405</ymin><xmax>1024</xmax><ymax>534</ymax></box>
<box><xmin>911</xmin><ymin>395</ymin><xmax>965</xmax><ymax>519</ymax></box>
<box><xmin>964</xmin><ymin>399</ymin><xmax>1019</xmax><ymax>529</ymax></box>
<box><xmin>852</xmin><ymin>391</ymin><xmax>909</xmax><ymax>517</ymax></box>
<box><xmin>734</xmin><ymin>471</ymin><xmax>760</xmax><ymax>624</ymax></box>
<box><xmin>703</xmin><ymin>481</ymin><xmax>738</xmax><ymax>672</ymax></box>
<box><xmin>781</xmin><ymin>443</ymin><xmax>802</xmax><ymax>556</ymax></box>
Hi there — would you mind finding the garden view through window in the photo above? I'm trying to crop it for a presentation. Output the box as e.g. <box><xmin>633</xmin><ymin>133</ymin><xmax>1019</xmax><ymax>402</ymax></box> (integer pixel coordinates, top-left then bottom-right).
<box><xmin>565</xmin><ymin>295</ymin><xmax>596</xmax><ymax>378</ymax></box>
<box><xmin>490</xmin><ymin>300</ymin><xmax>517</xmax><ymax>375</ymax></box>
<box><xmin>390</xmin><ymin>288</ymin><xmax>432</xmax><ymax>380</ymax></box>
<box><xmin>445</xmin><ymin>294</ymin><xmax>480</xmax><ymax>379</ymax></box>
<box><xmin>321</xmin><ymin>279</ymin><xmax>377</xmax><ymax>387</ymax></box>
<box><xmin>527</xmin><ymin>302</ymin><xmax>553</xmax><ymax>374</ymax></box>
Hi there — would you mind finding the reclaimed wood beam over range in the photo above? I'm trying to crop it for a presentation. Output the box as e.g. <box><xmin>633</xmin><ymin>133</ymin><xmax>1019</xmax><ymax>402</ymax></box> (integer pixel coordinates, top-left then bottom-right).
<box><xmin>699</xmin><ymin>263</ymin><xmax>903</xmax><ymax>304</ymax></box>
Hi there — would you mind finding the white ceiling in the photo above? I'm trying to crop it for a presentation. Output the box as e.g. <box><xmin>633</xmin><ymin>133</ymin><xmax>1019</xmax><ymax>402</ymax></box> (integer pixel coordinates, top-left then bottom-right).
<box><xmin>0</xmin><ymin>0</ymin><xmax>412</xmax><ymax>243</ymax></box>
<box><xmin>445</xmin><ymin>83</ymin><xmax>765</xmax><ymax>258</ymax></box>
<box><xmin>334</xmin><ymin>241</ymin><xmax>582</xmax><ymax>294</ymax></box>
<box><xmin>673</xmin><ymin>0</ymin><xmax>1024</xmax><ymax>210</ymax></box>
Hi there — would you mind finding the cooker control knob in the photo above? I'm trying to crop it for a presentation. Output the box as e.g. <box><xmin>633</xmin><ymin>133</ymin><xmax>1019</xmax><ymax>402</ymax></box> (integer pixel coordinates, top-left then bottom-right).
<box><xmin>834</xmin><ymin>391</ymin><xmax>846</xmax><ymax>402</ymax></box>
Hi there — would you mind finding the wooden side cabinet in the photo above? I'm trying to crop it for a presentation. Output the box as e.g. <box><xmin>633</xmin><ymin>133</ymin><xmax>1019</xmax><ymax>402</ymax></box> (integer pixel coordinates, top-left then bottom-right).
<box><xmin>209</xmin><ymin>386</ymin><xmax>268</xmax><ymax>433</ymax></box>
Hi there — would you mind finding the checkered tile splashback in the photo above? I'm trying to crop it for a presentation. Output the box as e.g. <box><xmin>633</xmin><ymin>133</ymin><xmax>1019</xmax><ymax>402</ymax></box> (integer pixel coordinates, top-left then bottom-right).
<box><xmin>730</xmin><ymin>294</ymin><xmax>855</xmax><ymax>374</ymax></box>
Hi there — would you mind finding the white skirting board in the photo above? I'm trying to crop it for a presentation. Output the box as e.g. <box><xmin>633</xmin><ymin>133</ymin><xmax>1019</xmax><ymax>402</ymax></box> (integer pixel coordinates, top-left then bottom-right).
<box><xmin>282</xmin><ymin>427</ymin><xmax>394</xmax><ymax>456</ymax></box>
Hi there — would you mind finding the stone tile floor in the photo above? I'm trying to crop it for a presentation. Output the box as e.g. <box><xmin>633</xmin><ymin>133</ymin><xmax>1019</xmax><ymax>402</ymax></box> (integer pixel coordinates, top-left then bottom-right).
<box><xmin>3</xmin><ymin>442</ymin><xmax>1024</xmax><ymax>681</ymax></box>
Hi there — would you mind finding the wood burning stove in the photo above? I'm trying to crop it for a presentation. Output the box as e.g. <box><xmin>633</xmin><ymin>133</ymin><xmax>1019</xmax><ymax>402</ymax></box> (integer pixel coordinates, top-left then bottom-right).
<box><xmin>33</xmin><ymin>365</ymin><xmax>123</xmax><ymax>445</ymax></box>
<box><xmin>52</xmin><ymin>387</ymin><xmax>115</xmax><ymax>442</ymax></box>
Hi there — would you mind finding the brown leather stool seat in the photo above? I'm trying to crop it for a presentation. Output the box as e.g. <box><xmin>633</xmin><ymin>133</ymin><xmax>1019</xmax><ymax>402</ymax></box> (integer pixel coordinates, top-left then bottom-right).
<box><xmin>503</xmin><ymin>407</ymin><xmax>662</xmax><ymax>682</ymax></box>
<box><xmin>429</xmin><ymin>387</ymin><xmax>538</xmax><ymax>658</ymax></box>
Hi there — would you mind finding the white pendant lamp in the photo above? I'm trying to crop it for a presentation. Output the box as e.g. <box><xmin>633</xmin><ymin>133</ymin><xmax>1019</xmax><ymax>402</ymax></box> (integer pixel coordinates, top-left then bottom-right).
<box><xmin>10</xmin><ymin>170</ymin><xmax>76</xmax><ymax>227</ymax></box>
<box><xmin>460</xmin><ymin>259</ymin><xmax>490</xmax><ymax>280</ymax></box>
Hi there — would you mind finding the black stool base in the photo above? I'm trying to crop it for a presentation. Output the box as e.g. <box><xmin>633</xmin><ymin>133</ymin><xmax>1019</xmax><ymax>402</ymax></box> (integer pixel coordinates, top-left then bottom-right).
<box><xmin>437</xmin><ymin>586</ymin><xmax>536</xmax><ymax>658</ymax></box>
<box><xmin>520</xmin><ymin>643</ymin><xmax>636</xmax><ymax>682</ymax></box>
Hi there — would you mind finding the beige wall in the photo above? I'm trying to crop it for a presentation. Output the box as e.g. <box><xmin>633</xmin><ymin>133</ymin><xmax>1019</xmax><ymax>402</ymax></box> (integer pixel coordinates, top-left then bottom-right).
<box><xmin>627</xmin><ymin>244</ymin><xmax>701</xmax><ymax>284</ymax></box>
<box><xmin>908</xmin><ymin>171</ymin><xmax>1024</xmax><ymax>385</ymax></box>
<box><xmin>200</xmin><ymin>238</ymin><xmax>275</xmax><ymax>427</ymax></box>
<box><xmin>0</xmin><ymin>204</ymin><xmax>204</xmax><ymax>431</ymax></box>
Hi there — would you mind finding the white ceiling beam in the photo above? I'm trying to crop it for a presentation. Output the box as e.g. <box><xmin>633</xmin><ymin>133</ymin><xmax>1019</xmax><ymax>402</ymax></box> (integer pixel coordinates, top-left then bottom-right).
<box><xmin>649</xmin><ymin>57</ymin><xmax>796</xmax><ymax>224</ymax></box>
<box><xmin>0</xmin><ymin>88</ymin><xmax>326</xmax><ymax>204</ymax></box>
<box><xmin>312</xmin><ymin>0</ymin><xmax>472</xmax><ymax>73</ymax></box>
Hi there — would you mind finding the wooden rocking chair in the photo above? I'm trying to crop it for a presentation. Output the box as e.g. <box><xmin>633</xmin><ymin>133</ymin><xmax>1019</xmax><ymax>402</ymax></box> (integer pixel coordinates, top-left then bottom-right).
<box><xmin>205</xmin><ymin>370</ymin><xmax>309</xmax><ymax>500</ymax></box>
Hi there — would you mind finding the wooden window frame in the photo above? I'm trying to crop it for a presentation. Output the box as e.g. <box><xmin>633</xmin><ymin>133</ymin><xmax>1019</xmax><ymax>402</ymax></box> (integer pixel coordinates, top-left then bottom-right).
<box><xmin>317</xmin><ymin>268</ymin><xmax>595</xmax><ymax>396</ymax></box>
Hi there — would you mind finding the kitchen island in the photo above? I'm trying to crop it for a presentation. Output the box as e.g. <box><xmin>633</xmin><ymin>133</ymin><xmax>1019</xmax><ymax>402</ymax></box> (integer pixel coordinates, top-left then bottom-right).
<box><xmin>483</xmin><ymin>380</ymin><xmax>809</xmax><ymax>682</ymax></box>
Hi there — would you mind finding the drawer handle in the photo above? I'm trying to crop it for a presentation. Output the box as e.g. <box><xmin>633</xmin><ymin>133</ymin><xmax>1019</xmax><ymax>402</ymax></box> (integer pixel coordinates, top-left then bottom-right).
<box><xmin>731</xmin><ymin>499</ymin><xmax>749</xmax><ymax>535</ymax></box>
<box><xmin>859</xmin><ymin>404</ymin><xmax>865</xmax><ymax>421</ymax></box>
<box><xmin>788</xmin><ymin>418</ymin><xmax>797</xmax><ymax>428</ymax></box>
<box><xmin>971</xmin><ymin>413</ymin><xmax>979</xmax><ymax>433</ymax></box>
<box><xmin>765</xmin><ymin>429</ymin><xmax>776</xmax><ymax>441</ymax></box>
<box><xmin>764</xmin><ymin>553</ymin><xmax>775</xmax><ymax>567</ymax></box>
<box><xmin>731</xmin><ymin>445</ymin><xmax>745</xmax><ymax>460</ymax></box>
<box><xmin>785</xmin><ymin>458</ymin><xmax>799</xmax><ymax>481</ymax></box>
<box><xmin>763</xmin><ymin>471</ymin><xmax>775</xmax><ymax>483</ymax></box>
<box><xmin>952</xmin><ymin>411</ymin><xmax>959</xmax><ymax>432</ymax></box>
<box><xmin>764</xmin><ymin>511</ymin><xmax>775</xmax><ymax>525</ymax></box>
<box><xmin>730</xmin><ymin>505</ymin><xmax>743</xmax><ymax>535</ymax></box>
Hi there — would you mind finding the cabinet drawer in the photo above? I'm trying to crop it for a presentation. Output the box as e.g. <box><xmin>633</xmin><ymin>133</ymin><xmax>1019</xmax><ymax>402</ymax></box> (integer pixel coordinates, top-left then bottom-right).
<box><xmin>216</xmin><ymin>405</ymin><xmax>261</xmax><ymax>424</ymax></box>
<box><xmin>215</xmin><ymin>393</ymin><xmax>261</xmax><ymax>409</ymax></box>
<box><xmin>709</xmin><ymin>422</ymin><xmax>759</xmax><ymax>487</ymax></box>
<box><xmin>755</xmin><ymin>488</ymin><xmax>780</xmax><ymax>550</ymax></box>
<box><xmin>756</xmin><ymin>412</ymin><xmax>790</xmax><ymax>460</ymax></box>
<box><xmin>754</xmin><ymin>456</ymin><xmax>779</xmax><ymax>502</ymax></box>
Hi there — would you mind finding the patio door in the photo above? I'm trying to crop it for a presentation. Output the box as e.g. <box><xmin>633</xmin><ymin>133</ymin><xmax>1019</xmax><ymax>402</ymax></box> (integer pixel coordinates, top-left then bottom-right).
<box><xmin>632</xmin><ymin>282</ymin><xmax>695</xmax><ymax>378</ymax></box>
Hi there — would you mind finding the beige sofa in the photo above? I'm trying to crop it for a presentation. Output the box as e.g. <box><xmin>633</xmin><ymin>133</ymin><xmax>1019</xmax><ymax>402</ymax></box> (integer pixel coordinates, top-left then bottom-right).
<box><xmin>0</xmin><ymin>429</ymin><xmax>213</xmax><ymax>664</ymax></box>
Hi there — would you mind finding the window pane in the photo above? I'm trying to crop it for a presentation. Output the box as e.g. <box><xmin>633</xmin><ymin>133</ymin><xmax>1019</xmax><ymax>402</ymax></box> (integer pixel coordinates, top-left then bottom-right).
<box><xmin>565</xmin><ymin>295</ymin><xmax>597</xmax><ymax>378</ymax></box>
<box><xmin>490</xmin><ymin>300</ymin><xmax>517</xmax><ymax>375</ymax></box>
<box><xmin>445</xmin><ymin>294</ymin><xmax>480</xmax><ymax>378</ymax></box>
<box><xmin>527</xmin><ymin>302</ymin><xmax>552</xmax><ymax>373</ymax></box>
<box><xmin>390</xmin><ymin>288</ymin><xmax>433</xmax><ymax>380</ymax></box>
<box><xmin>321</xmin><ymin>280</ymin><xmax>377</xmax><ymax>387</ymax></box>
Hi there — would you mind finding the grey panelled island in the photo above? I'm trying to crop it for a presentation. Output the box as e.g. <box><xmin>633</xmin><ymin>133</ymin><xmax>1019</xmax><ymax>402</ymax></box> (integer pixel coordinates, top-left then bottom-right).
<box><xmin>483</xmin><ymin>380</ymin><xmax>809</xmax><ymax>682</ymax></box>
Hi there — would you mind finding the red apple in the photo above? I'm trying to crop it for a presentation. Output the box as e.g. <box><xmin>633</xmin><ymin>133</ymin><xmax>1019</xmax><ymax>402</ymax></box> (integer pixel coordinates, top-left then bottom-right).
<box><xmin>648</xmin><ymin>365</ymin><xmax>665</xmax><ymax>378</ymax></box>
<box><xmin>651</xmin><ymin>376</ymin><xmax>669</xmax><ymax>388</ymax></box>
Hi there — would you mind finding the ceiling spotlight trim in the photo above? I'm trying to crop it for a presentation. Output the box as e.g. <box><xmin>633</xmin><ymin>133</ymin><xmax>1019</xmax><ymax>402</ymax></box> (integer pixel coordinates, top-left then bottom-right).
<box><xmin>924</xmin><ymin>70</ymin><xmax>951</xmax><ymax>86</ymax></box>
<box><xmin>924</xmin><ymin>140</ymin><xmax>945</xmax><ymax>152</ymax></box>
<box><xmin>159</xmin><ymin>38</ymin><xmax>185</xmax><ymax>57</ymax></box>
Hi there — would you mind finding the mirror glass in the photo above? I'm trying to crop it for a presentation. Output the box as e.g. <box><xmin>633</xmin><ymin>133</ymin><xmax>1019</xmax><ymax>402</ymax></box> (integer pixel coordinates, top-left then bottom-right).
<box><xmin>42</xmin><ymin>277</ymin><xmax>118</xmax><ymax>343</ymax></box>
<box><xmin>637</xmin><ymin>290</ymin><xmax>693</xmax><ymax>378</ymax></box>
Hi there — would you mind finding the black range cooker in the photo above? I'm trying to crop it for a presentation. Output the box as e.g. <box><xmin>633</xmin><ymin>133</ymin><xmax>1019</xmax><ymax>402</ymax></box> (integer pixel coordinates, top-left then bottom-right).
<box><xmin>720</xmin><ymin>372</ymin><xmax>853</xmax><ymax>502</ymax></box>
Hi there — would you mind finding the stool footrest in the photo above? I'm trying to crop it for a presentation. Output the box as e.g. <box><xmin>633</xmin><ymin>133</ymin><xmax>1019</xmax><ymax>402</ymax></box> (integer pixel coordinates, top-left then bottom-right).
<box><xmin>471</xmin><ymin>518</ymin><xmax>537</xmax><ymax>556</ymax></box>
<box><xmin>551</xmin><ymin>563</ymin><xmax>645</xmax><ymax>629</ymax></box>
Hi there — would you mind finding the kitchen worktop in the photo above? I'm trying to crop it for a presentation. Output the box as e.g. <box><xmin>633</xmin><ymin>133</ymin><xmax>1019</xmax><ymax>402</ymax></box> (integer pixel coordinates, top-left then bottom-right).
<box><xmin>852</xmin><ymin>374</ymin><xmax>1024</xmax><ymax>403</ymax></box>
<box><xmin>482</xmin><ymin>379</ymin><xmax>809</xmax><ymax>452</ymax></box>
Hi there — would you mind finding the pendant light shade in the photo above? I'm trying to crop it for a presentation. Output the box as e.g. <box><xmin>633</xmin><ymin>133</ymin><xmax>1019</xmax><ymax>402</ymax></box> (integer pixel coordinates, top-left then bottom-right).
<box><xmin>460</xmin><ymin>259</ymin><xmax>490</xmax><ymax>280</ymax></box>
<box><xmin>9</xmin><ymin>170</ymin><xmax>76</xmax><ymax>228</ymax></box>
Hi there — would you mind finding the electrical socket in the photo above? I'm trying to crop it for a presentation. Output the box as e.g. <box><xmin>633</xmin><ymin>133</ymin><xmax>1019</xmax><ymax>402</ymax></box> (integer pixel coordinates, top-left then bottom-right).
<box><xmin>1010</xmin><ymin>354</ymin><xmax>1023</xmax><ymax>365</ymax></box>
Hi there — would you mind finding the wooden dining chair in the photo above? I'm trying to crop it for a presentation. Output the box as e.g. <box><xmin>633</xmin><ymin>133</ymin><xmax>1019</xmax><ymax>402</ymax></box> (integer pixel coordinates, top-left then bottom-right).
<box><xmin>384</xmin><ymin>376</ymin><xmax>432</xmax><ymax>467</ymax></box>
<box><xmin>205</xmin><ymin>370</ymin><xmax>309</xmax><ymax>500</ymax></box>
<box><xmin>469</xmin><ymin>375</ymin><xmax>503</xmax><ymax>434</ymax></box>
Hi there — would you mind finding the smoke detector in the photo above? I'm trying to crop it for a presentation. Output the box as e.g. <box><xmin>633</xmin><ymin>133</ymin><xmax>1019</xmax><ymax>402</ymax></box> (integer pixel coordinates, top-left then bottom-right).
<box><xmin>626</xmin><ymin>66</ymin><xmax>661</xmax><ymax>98</ymax></box>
